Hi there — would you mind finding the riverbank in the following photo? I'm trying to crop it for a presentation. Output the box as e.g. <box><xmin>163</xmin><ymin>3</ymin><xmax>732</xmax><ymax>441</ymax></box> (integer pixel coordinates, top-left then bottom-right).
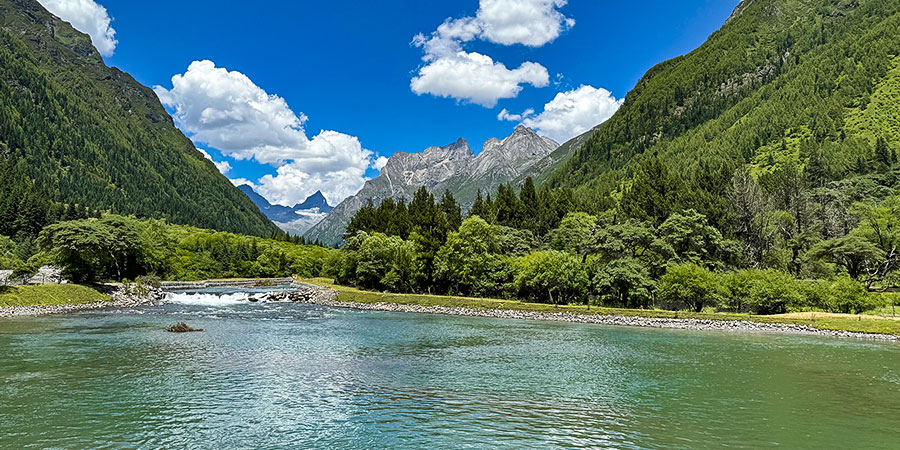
<box><xmin>6</xmin><ymin>277</ymin><xmax>900</xmax><ymax>341</ymax></box>
<box><xmin>301</xmin><ymin>278</ymin><xmax>900</xmax><ymax>341</ymax></box>
<box><xmin>0</xmin><ymin>284</ymin><xmax>163</xmax><ymax>318</ymax></box>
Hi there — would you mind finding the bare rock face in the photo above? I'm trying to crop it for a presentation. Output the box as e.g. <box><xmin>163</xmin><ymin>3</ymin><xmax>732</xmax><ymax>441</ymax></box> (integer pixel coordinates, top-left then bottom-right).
<box><xmin>305</xmin><ymin>126</ymin><xmax>558</xmax><ymax>246</ymax></box>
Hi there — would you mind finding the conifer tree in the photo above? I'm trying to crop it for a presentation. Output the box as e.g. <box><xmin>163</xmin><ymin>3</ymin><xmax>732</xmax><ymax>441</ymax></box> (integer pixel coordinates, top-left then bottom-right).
<box><xmin>621</xmin><ymin>157</ymin><xmax>687</xmax><ymax>226</ymax></box>
<box><xmin>875</xmin><ymin>137</ymin><xmax>892</xmax><ymax>171</ymax></box>
<box><xmin>469</xmin><ymin>190</ymin><xmax>487</xmax><ymax>220</ymax></box>
<box><xmin>439</xmin><ymin>190</ymin><xmax>462</xmax><ymax>232</ymax></box>
<box><xmin>495</xmin><ymin>184</ymin><xmax>524</xmax><ymax>228</ymax></box>
<box><xmin>520</xmin><ymin>177</ymin><xmax>539</xmax><ymax>231</ymax></box>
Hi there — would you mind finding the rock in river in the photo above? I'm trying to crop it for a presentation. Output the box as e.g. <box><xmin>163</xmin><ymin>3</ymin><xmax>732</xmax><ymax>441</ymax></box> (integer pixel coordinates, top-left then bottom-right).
<box><xmin>166</xmin><ymin>322</ymin><xmax>203</xmax><ymax>333</ymax></box>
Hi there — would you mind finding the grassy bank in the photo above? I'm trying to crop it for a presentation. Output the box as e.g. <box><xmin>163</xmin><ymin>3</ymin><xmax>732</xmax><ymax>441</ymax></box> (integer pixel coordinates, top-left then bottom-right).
<box><xmin>0</xmin><ymin>285</ymin><xmax>110</xmax><ymax>308</ymax></box>
<box><xmin>303</xmin><ymin>278</ymin><xmax>900</xmax><ymax>336</ymax></box>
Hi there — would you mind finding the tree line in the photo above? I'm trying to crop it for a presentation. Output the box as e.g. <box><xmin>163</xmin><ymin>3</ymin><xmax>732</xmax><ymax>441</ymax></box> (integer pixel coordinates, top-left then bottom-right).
<box><xmin>0</xmin><ymin>214</ymin><xmax>336</xmax><ymax>284</ymax></box>
<box><xmin>332</xmin><ymin>169</ymin><xmax>896</xmax><ymax>316</ymax></box>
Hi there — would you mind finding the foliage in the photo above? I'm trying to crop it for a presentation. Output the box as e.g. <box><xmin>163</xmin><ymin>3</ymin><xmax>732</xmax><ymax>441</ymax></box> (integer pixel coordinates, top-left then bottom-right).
<box><xmin>658</xmin><ymin>263</ymin><xmax>726</xmax><ymax>312</ymax></box>
<box><xmin>514</xmin><ymin>250</ymin><xmax>588</xmax><ymax>304</ymax></box>
<box><xmin>592</xmin><ymin>257</ymin><xmax>655</xmax><ymax>309</ymax></box>
<box><xmin>436</xmin><ymin>217</ymin><xmax>503</xmax><ymax>296</ymax></box>
<box><xmin>33</xmin><ymin>214</ymin><xmax>335</xmax><ymax>283</ymax></box>
<box><xmin>658</xmin><ymin>210</ymin><xmax>740</xmax><ymax>271</ymax></box>
<box><xmin>802</xmin><ymin>276</ymin><xmax>879</xmax><ymax>314</ymax></box>
<box><xmin>38</xmin><ymin>216</ymin><xmax>143</xmax><ymax>283</ymax></box>
<box><xmin>0</xmin><ymin>235</ymin><xmax>24</xmax><ymax>271</ymax></box>
<box><xmin>723</xmin><ymin>269</ymin><xmax>804</xmax><ymax>315</ymax></box>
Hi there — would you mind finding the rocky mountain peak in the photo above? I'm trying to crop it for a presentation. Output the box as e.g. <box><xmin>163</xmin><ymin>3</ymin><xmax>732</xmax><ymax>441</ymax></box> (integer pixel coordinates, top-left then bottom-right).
<box><xmin>305</xmin><ymin>125</ymin><xmax>561</xmax><ymax>246</ymax></box>
<box><xmin>472</xmin><ymin>126</ymin><xmax>558</xmax><ymax>179</ymax></box>
<box><xmin>295</xmin><ymin>190</ymin><xmax>330</xmax><ymax>210</ymax></box>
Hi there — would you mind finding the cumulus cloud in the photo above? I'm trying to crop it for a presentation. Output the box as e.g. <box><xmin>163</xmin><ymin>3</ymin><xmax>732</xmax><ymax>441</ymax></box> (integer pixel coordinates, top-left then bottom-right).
<box><xmin>499</xmin><ymin>85</ymin><xmax>623</xmax><ymax>143</ymax></box>
<box><xmin>155</xmin><ymin>60</ymin><xmax>375</xmax><ymax>206</ymax></box>
<box><xmin>196</xmin><ymin>148</ymin><xmax>232</xmax><ymax>174</ymax></box>
<box><xmin>37</xmin><ymin>0</ymin><xmax>118</xmax><ymax>56</ymax></box>
<box><xmin>411</xmin><ymin>51</ymin><xmax>548</xmax><ymax>107</ymax></box>
<box><xmin>411</xmin><ymin>0</ymin><xmax>571</xmax><ymax>107</ymax></box>
<box><xmin>477</xmin><ymin>0</ymin><xmax>575</xmax><ymax>47</ymax></box>
<box><xmin>256</xmin><ymin>131</ymin><xmax>373</xmax><ymax>207</ymax></box>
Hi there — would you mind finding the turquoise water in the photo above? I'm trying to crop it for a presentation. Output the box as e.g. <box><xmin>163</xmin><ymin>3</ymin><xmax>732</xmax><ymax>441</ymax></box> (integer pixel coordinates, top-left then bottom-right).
<box><xmin>1</xmin><ymin>288</ymin><xmax>899</xmax><ymax>449</ymax></box>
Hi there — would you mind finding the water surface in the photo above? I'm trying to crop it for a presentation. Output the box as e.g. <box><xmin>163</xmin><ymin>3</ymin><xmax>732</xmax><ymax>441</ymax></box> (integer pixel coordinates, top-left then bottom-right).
<box><xmin>1</xmin><ymin>288</ymin><xmax>898</xmax><ymax>449</ymax></box>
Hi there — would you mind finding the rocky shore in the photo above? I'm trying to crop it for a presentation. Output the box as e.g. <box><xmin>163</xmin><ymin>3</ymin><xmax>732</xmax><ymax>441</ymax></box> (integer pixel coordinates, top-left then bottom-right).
<box><xmin>290</xmin><ymin>290</ymin><xmax>900</xmax><ymax>342</ymax></box>
<box><xmin>0</xmin><ymin>286</ymin><xmax>165</xmax><ymax>318</ymax></box>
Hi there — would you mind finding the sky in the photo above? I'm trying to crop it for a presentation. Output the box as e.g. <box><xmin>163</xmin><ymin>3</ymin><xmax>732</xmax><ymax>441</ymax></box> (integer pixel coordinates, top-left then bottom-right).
<box><xmin>36</xmin><ymin>0</ymin><xmax>739</xmax><ymax>207</ymax></box>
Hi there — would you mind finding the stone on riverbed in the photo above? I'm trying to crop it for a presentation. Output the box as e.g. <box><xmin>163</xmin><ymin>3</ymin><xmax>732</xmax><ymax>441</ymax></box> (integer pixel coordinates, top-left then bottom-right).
<box><xmin>166</xmin><ymin>322</ymin><xmax>203</xmax><ymax>333</ymax></box>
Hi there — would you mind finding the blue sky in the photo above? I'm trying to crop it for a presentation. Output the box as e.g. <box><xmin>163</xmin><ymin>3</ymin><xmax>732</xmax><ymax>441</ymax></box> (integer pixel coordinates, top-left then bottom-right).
<box><xmin>39</xmin><ymin>0</ymin><xmax>738</xmax><ymax>207</ymax></box>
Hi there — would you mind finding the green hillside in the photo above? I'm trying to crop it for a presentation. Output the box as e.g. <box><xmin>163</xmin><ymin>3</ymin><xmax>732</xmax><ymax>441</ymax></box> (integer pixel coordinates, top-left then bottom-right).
<box><xmin>0</xmin><ymin>0</ymin><xmax>277</xmax><ymax>237</ymax></box>
<box><xmin>547</xmin><ymin>0</ymin><xmax>900</xmax><ymax>204</ymax></box>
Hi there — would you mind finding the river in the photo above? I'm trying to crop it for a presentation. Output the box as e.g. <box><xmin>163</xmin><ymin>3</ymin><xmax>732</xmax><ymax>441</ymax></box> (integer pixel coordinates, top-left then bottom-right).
<box><xmin>1</xmin><ymin>287</ymin><xmax>898</xmax><ymax>449</ymax></box>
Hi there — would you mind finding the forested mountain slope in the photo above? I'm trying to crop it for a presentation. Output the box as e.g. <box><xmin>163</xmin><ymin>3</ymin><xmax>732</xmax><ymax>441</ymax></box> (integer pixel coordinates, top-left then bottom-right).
<box><xmin>0</xmin><ymin>0</ymin><xmax>278</xmax><ymax>237</ymax></box>
<box><xmin>546</xmin><ymin>0</ymin><xmax>900</xmax><ymax>207</ymax></box>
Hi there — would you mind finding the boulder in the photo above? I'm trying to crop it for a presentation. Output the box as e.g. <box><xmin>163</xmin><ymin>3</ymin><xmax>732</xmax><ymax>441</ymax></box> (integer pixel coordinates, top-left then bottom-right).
<box><xmin>166</xmin><ymin>322</ymin><xmax>203</xmax><ymax>333</ymax></box>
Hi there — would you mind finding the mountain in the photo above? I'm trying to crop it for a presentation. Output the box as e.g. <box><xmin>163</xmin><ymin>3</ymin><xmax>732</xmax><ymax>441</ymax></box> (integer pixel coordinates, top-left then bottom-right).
<box><xmin>294</xmin><ymin>191</ymin><xmax>332</xmax><ymax>212</ymax></box>
<box><xmin>0</xmin><ymin>0</ymin><xmax>278</xmax><ymax>237</ymax></box>
<box><xmin>545</xmin><ymin>0</ymin><xmax>900</xmax><ymax>207</ymax></box>
<box><xmin>238</xmin><ymin>185</ymin><xmax>333</xmax><ymax>236</ymax></box>
<box><xmin>512</xmin><ymin>125</ymin><xmax>599</xmax><ymax>188</ymax></box>
<box><xmin>306</xmin><ymin>125</ymin><xmax>558</xmax><ymax>246</ymax></box>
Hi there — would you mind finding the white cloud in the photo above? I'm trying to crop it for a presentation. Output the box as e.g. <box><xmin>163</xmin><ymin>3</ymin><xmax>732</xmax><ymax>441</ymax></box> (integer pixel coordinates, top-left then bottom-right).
<box><xmin>410</xmin><ymin>0</ymin><xmax>571</xmax><ymax>107</ymax></box>
<box><xmin>155</xmin><ymin>60</ymin><xmax>374</xmax><ymax>206</ymax></box>
<box><xmin>197</xmin><ymin>148</ymin><xmax>231</xmax><ymax>174</ymax></box>
<box><xmin>37</xmin><ymin>0</ymin><xmax>118</xmax><ymax>56</ymax></box>
<box><xmin>372</xmin><ymin>156</ymin><xmax>389</xmax><ymax>171</ymax></box>
<box><xmin>497</xmin><ymin>108</ymin><xmax>533</xmax><ymax>122</ymax></box>
<box><xmin>500</xmin><ymin>85</ymin><xmax>623</xmax><ymax>143</ymax></box>
<box><xmin>154</xmin><ymin>60</ymin><xmax>310</xmax><ymax>165</ymax></box>
<box><xmin>256</xmin><ymin>131</ymin><xmax>372</xmax><ymax>207</ymax></box>
<box><xmin>411</xmin><ymin>51</ymin><xmax>548</xmax><ymax>107</ymax></box>
<box><xmin>477</xmin><ymin>0</ymin><xmax>575</xmax><ymax>47</ymax></box>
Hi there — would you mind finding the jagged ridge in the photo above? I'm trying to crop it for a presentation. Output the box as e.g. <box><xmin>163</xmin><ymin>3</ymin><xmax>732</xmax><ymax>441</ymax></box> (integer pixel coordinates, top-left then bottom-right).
<box><xmin>305</xmin><ymin>126</ymin><xmax>558</xmax><ymax>246</ymax></box>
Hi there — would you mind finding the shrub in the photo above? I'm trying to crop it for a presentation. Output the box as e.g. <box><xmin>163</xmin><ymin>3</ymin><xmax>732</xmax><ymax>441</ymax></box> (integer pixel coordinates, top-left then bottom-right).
<box><xmin>724</xmin><ymin>269</ymin><xmax>804</xmax><ymax>315</ymax></box>
<box><xmin>592</xmin><ymin>258</ymin><xmax>655</xmax><ymax>309</ymax></box>
<box><xmin>515</xmin><ymin>250</ymin><xmax>588</xmax><ymax>304</ymax></box>
<box><xmin>658</xmin><ymin>263</ymin><xmax>726</xmax><ymax>312</ymax></box>
<box><xmin>135</xmin><ymin>274</ymin><xmax>162</xmax><ymax>289</ymax></box>
<box><xmin>822</xmin><ymin>276</ymin><xmax>879</xmax><ymax>314</ymax></box>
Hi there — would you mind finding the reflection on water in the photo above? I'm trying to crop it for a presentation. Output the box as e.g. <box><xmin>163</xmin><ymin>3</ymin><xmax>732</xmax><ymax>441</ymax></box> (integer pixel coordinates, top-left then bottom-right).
<box><xmin>1</xmin><ymin>287</ymin><xmax>899</xmax><ymax>449</ymax></box>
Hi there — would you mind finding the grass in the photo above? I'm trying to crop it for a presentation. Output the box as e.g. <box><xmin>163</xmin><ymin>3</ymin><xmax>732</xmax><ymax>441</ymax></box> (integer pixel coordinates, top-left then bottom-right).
<box><xmin>0</xmin><ymin>284</ymin><xmax>110</xmax><ymax>308</ymax></box>
<box><xmin>302</xmin><ymin>278</ymin><xmax>900</xmax><ymax>336</ymax></box>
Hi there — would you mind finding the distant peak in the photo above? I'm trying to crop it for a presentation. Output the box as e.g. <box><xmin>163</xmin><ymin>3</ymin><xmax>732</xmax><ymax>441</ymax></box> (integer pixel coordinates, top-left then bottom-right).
<box><xmin>295</xmin><ymin>190</ymin><xmax>332</xmax><ymax>210</ymax></box>
<box><xmin>512</xmin><ymin>125</ymin><xmax>536</xmax><ymax>135</ymax></box>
